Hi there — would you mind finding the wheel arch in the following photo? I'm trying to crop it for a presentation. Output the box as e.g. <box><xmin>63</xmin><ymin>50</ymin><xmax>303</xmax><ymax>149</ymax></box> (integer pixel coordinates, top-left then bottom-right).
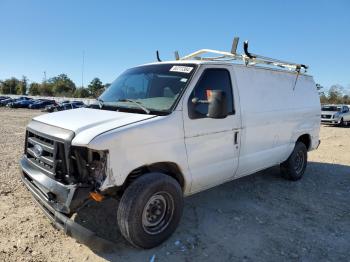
<box><xmin>123</xmin><ymin>162</ymin><xmax>186</xmax><ymax>192</ymax></box>
<box><xmin>296</xmin><ymin>134</ymin><xmax>311</xmax><ymax>151</ymax></box>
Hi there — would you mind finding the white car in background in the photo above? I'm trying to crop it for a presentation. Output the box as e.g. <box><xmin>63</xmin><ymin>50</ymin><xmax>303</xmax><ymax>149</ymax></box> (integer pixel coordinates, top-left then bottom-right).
<box><xmin>321</xmin><ymin>104</ymin><xmax>350</xmax><ymax>126</ymax></box>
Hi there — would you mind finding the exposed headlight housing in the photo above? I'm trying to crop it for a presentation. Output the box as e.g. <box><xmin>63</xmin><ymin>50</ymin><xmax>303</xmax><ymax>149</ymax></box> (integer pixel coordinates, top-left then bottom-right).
<box><xmin>70</xmin><ymin>147</ymin><xmax>108</xmax><ymax>189</ymax></box>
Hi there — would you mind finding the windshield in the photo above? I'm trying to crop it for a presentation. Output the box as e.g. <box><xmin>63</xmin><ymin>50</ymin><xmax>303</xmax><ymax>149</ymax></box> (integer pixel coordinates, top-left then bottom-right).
<box><xmin>321</xmin><ymin>106</ymin><xmax>341</xmax><ymax>112</ymax></box>
<box><xmin>99</xmin><ymin>64</ymin><xmax>197</xmax><ymax>114</ymax></box>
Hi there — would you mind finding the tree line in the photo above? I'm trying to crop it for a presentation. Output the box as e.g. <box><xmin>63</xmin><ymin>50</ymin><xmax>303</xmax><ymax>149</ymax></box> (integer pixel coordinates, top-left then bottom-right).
<box><xmin>1</xmin><ymin>76</ymin><xmax>349</xmax><ymax>103</ymax></box>
<box><xmin>0</xmin><ymin>74</ymin><xmax>110</xmax><ymax>98</ymax></box>
<box><xmin>318</xmin><ymin>84</ymin><xmax>350</xmax><ymax>105</ymax></box>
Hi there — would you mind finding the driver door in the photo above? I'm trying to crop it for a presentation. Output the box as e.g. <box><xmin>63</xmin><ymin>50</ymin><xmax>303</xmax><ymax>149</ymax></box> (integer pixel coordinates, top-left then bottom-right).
<box><xmin>182</xmin><ymin>66</ymin><xmax>241</xmax><ymax>193</ymax></box>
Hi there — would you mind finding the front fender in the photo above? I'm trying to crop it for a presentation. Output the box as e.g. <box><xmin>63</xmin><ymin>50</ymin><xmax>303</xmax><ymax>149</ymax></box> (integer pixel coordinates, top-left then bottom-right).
<box><xmin>86</xmin><ymin>111</ymin><xmax>192</xmax><ymax>194</ymax></box>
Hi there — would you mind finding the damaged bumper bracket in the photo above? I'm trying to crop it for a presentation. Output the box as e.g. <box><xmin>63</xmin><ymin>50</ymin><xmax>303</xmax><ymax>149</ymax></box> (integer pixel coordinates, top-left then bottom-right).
<box><xmin>20</xmin><ymin>157</ymin><xmax>114</xmax><ymax>250</ymax></box>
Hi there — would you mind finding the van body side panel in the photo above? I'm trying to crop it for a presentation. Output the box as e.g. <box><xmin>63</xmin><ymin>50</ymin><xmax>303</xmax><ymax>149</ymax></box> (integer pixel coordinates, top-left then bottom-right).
<box><xmin>233</xmin><ymin>65</ymin><xmax>320</xmax><ymax>178</ymax></box>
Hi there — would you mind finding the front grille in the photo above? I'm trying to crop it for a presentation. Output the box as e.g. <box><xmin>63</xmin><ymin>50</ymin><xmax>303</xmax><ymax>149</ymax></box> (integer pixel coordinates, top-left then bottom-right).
<box><xmin>321</xmin><ymin>114</ymin><xmax>332</xmax><ymax>119</ymax></box>
<box><xmin>26</xmin><ymin>130</ymin><xmax>66</xmax><ymax>178</ymax></box>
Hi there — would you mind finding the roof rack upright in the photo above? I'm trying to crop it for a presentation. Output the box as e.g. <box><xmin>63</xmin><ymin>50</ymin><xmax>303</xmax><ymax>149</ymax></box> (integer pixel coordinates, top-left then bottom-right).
<box><xmin>178</xmin><ymin>37</ymin><xmax>308</xmax><ymax>73</ymax></box>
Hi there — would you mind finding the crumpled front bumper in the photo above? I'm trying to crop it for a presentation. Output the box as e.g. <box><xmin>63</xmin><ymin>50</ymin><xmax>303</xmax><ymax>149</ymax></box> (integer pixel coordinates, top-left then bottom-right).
<box><xmin>20</xmin><ymin>156</ymin><xmax>113</xmax><ymax>249</ymax></box>
<box><xmin>20</xmin><ymin>156</ymin><xmax>87</xmax><ymax>214</ymax></box>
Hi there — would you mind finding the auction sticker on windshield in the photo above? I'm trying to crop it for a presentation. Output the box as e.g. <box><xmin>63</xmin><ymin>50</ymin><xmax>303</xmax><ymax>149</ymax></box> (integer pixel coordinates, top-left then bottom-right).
<box><xmin>170</xmin><ymin>66</ymin><xmax>193</xmax><ymax>73</ymax></box>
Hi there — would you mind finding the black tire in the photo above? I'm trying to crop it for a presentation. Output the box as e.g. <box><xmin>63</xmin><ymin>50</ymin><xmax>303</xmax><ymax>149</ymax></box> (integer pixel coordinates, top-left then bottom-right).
<box><xmin>340</xmin><ymin>118</ymin><xmax>349</xmax><ymax>127</ymax></box>
<box><xmin>280</xmin><ymin>142</ymin><xmax>308</xmax><ymax>181</ymax></box>
<box><xmin>117</xmin><ymin>173</ymin><xmax>183</xmax><ymax>249</ymax></box>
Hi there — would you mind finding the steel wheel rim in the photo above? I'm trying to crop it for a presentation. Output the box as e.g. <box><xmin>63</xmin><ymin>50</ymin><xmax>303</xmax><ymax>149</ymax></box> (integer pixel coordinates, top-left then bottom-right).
<box><xmin>294</xmin><ymin>150</ymin><xmax>305</xmax><ymax>174</ymax></box>
<box><xmin>142</xmin><ymin>192</ymin><xmax>174</xmax><ymax>235</ymax></box>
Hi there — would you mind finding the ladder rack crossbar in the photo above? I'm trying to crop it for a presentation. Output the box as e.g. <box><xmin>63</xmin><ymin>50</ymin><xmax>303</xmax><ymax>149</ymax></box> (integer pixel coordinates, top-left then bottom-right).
<box><xmin>180</xmin><ymin>49</ymin><xmax>240</xmax><ymax>60</ymax></box>
<box><xmin>179</xmin><ymin>43</ymin><xmax>308</xmax><ymax>73</ymax></box>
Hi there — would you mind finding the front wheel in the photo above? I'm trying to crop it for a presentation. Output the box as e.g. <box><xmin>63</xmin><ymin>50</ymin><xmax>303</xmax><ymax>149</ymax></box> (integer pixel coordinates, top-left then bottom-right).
<box><xmin>117</xmin><ymin>173</ymin><xmax>183</xmax><ymax>249</ymax></box>
<box><xmin>280</xmin><ymin>142</ymin><xmax>308</xmax><ymax>181</ymax></box>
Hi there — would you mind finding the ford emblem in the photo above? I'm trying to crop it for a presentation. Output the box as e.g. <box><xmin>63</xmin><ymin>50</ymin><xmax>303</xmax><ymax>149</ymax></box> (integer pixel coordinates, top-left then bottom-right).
<box><xmin>33</xmin><ymin>144</ymin><xmax>43</xmax><ymax>158</ymax></box>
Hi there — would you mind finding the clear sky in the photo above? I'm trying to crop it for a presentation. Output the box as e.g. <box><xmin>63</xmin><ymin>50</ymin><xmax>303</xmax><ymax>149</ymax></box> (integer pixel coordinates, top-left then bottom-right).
<box><xmin>0</xmin><ymin>0</ymin><xmax>349</xmax><ymax>90</ymax></box>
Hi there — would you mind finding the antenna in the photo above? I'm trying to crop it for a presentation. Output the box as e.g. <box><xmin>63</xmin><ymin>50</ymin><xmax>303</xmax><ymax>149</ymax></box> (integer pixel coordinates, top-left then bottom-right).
<box><xmin>156</xmin><ymin>50</ymin><xmax>162</xmax><ymax>62</ymax></box>
<box><xmin>81</xmin><ymin>51</ymin><xmax>85</xmax><ymax>88</ymax></box>
<box><xmin>43</xmin><ymin>71</ymin><xmax>47</xmax><ymax>91</ymax></box>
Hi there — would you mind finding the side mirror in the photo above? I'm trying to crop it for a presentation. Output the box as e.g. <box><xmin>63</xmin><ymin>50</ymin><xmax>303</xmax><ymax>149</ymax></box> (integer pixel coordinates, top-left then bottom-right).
<box><xmin>207</xmin><ymin>90</ymin><xmax>228</xmax><ymax>118</ymax></box>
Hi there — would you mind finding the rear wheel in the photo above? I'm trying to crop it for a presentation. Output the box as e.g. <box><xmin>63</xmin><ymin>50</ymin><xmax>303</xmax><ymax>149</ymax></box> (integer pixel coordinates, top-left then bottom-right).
<box><xmin>117</xmin><ymin>173</ymin><xmax>183</xmax><ymax>248</ymax></box>
<box><xmin>280</xmin><ymin>142</ymin><xmax>308</xmax><ymax>181</ymax></box>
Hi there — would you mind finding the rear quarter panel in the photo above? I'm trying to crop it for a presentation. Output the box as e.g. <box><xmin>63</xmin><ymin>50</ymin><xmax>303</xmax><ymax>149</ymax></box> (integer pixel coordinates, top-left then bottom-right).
<box><xmin>233</xmin><ymin>65</ymin><xmax>320</xmax><ymax>178</ymax></box>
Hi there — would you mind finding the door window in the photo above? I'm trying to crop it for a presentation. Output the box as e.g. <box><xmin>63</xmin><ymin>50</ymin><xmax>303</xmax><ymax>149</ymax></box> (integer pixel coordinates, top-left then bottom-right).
<box><xmin>188</xmin><ymin>69</ymin><xmax>234</xmax><ymax>119</ymax></box>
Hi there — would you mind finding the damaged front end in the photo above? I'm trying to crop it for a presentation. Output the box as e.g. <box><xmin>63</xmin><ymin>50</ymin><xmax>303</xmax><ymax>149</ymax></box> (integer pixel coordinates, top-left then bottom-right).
<box><xmin>20</xmin><ymin>121</ymin><xmax>114</xmax><ymax>215</ymax></box>
<box><xmin>21</xmin><ymin>146</ymin><xmax>111</xmax><ymax>214</ymax></box>
<box><xmin>20</xmin><ymin>121</ymin><xmax>115</xmax><ymax>247</ymax></box>
<box><xmin>71</xmin><ymin>147</ymin><xmax>108</xmax><ymax>190</ymax></box>
<box><xmin>70</xmin><ymin>146</ymin><xmax>115</xmax><ymax>198</ymax></box>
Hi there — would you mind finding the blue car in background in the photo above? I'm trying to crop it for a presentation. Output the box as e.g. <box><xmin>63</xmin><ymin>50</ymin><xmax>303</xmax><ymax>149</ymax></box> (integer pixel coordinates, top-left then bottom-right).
<box><xmin>0</xmin><ymin>96</ymin><xmax>10</xmax><ymax>101</ymax></box>
<box><xmin>0</xmin><ymin>96</ymin><xmax>30</xmax><ymax>107</ymax></box>
<box><xmin>7</xmin><ymin>97</ymin><xmax>36</xmax><ymax>108</ymax></box>
<box><xmin>44</xmin><ymin>100</ymin><xmax>85</xmax><ymax>112</ymax></box>
<box><xmin>57</xmin><ymin>101</ymin><xmax>85</xmax><ymax>111</ymax></box>
<box><xmin>29</xmin><ymin>99</ymin><xmax>56</xmax><ymax>109</ymax></box>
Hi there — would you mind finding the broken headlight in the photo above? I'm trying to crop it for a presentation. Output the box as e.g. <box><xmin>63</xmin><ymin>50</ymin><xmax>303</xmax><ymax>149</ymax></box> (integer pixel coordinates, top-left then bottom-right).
<box><xmin>70</xmin><ymin>147</ymin><xmax>108</xmax><ymax>189</ymax></box>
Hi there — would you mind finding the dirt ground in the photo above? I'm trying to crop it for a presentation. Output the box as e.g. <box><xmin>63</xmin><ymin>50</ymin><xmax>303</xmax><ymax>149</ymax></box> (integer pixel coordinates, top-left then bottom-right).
<box><xmin>0</xmin><ymin>108</ymin><xmax>349</xmax><ymax>262</ymax></box>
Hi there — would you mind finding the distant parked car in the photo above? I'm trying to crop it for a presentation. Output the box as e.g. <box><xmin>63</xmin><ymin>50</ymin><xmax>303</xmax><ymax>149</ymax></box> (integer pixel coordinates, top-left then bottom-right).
<box><xmin>56</xmin><ymin>101</ymin><xmax>85</xmax><ymax>111</ymax></box>
<box><xmin>0</xmin><ymin>96</ymin><xmax>10</xmax><ymax>101</ymax></box>
<box><xmin>8</xmin><ymin>98</ymin><xmax>36</xmax><ymax>108</ymax></box>
<box><xmin>321</xmin><ymin>104</ymin><xmax>350</xmax><ymax>126</ymax></box>
<box><xmin>0</xmin><ymin>98</ymin><xmax>13</xmax><ymax>106</ymax></box>
<box><xmin>44</xmin><ymin>100</ymin><xmax>85</xmax><ymax>112</ymax></box>
<box><xmin>43</xmin><ymin>104</ymin><xmax>56</xmax><ymax>112</ymax></box>
<box><xmin>29</xmin><ymin>99</ymin><xmax>56</xmax><ymax>109</ymax></box>
<box><xmin>0</xmin><ymin>96</ymin><xmax>30</xmax><ymax>107</ymax></box>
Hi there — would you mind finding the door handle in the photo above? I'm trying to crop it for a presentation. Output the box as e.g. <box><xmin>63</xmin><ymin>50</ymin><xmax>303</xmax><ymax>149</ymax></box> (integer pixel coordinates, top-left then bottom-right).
<box><xmin>234</xmin><ymin>131</ymin><xmax>239</xmax><ymax>145</ymax></box>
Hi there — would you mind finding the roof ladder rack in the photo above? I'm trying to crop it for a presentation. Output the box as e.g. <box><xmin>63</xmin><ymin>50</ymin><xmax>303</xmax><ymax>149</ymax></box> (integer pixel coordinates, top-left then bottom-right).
<box><xmin>178</xmin><ymin>37</ymin><xmax>308</xmax><ymax>73</ymax></box>
<box><xmin>242</xmin><ymin>41</ymin><xmax>308</xmax><ymax>72</ymax></box>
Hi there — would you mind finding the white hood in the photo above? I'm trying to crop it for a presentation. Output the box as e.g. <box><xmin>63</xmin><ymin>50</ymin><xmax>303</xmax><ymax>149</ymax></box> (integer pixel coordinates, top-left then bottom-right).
<box><xmin>33</xmin><ymin>108</ymin><xmax>157</xmax><ymax>145</ymax></box>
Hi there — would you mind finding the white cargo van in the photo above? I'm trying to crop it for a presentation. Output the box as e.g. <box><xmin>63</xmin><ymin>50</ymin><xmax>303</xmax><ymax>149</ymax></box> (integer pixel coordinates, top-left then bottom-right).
<box><xmin>20</xmin><ymin>40</ymin><xmax>321</xmax><ymax>248</ymax></box>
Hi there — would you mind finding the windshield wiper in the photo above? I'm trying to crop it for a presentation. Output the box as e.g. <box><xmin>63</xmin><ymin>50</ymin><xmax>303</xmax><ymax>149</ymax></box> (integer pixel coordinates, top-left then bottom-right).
<box><xmin>117</xmin><ymin>99</ymin><xmax>150</xmax><ymax>114</ymax></box>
